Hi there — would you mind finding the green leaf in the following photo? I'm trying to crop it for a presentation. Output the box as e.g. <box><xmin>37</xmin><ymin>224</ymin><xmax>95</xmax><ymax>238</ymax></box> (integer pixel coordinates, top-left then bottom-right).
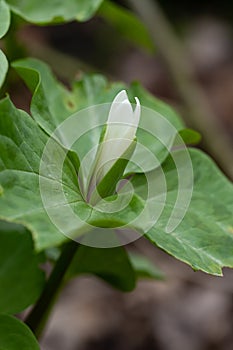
<box><xmin>0</xmin><ymin>0</ymin><xmax>10</xmax><ymax>38</ymax></box>
<box><xmin>6</xmin><ymin>0</ymin><xmax>103</xmax><ymax>23</ymax></box>
<box><xmin>12</xmin><ymin>59</ymin><xmax>186</xmax><ymax>175</ymax></box>
<box><xmin>0</xmin><ymin>50</ymin><xmax>8</xmax><ymax>88</ymax></box>
<box><xmin>178</xmin><ymin>128</ymin><xmax>201</xmax><ymax>145</ymax></box>
<box><xmin>129</xmin><ymin>252</ymin><xmax>164</xmax><ymax>280</ymax></box>
<box><xmin>0</xmin><ymin>94</ymin><xmax>144</xmax><ymax>251</ymax></box>
<box><xmin>12</xmin><ymin>58</ymin><xmax>77</xmax><ymax>141</ymax></box>
<box><xmin>2</xmin><ymin>59</ymin><xmax>233</xmax><ymax>278</ymax></box>
<box><xmin>12</xmin><ymin>59</ymin><xmax>125</xmax><ymax>147</ymax></box>
<box><xmin>67</xmin><ymin>245</ymin><xmax>136</xmax><ymax>291</ymax></box>
<box><xmin>0</xmin><ymin>314</ymin><xmax>40</xmax><ymax>350</ymax></box>
<box><xmin>0</xmin><ymin>221</ymin><xmax>45</xmax><ymax>314</ymax></box>
<box><xmin>145</xmin><ymin>149</ymin><xmax>233</xmax><ymax>275</ymax></box>
<box><xmin>0</xmin><ymin>96</ymin><xmax>89</xmax><ymax>251</ymax></box>
<box><xmin>98</xmin><ymin>1</ymin><xmax>154</xmax><ymax>52</ymax></box>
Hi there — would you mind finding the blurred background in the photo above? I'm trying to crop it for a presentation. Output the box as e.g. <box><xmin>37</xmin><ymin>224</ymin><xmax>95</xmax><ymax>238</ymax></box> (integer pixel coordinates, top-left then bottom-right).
<box><xmin>2</xmin><ymin>0</ymin><xmax>233</xmax><ymax>348</ymax></box>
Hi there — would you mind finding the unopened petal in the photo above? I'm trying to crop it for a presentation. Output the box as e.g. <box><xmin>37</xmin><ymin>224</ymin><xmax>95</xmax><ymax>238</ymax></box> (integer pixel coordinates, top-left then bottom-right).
<box><xmin>113</xmin><ymin>90</ymin><xmax>128</xmax><ymax>104</ymax></box>
<box><xmin>108</xmin><ymin>97</ymin><xmax>133</xmax><ymax>124</ymax></box>
<box><xmin>134</xmin><ymin>97</ymin><xmax>141</xmax><ymax>129</ymax></box>
<box><xmin>87</xmin><ymin>90</ymin><xmax>141</xmax><ymax>198</ymax></box>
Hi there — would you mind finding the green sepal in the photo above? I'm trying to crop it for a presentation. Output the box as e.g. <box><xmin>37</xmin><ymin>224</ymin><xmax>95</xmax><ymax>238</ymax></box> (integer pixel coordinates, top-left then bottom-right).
<box><xmin>90</xmin><ymin>140</ymin><xmax>136</xmax><ymax>204</ymax></box>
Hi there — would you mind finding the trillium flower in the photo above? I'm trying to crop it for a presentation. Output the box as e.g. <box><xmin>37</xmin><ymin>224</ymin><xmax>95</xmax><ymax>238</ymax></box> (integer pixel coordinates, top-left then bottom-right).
<box><xmin>87</xmin><ymin>90</ymin><xmax>141</xmax><ymax>202</ymax></box>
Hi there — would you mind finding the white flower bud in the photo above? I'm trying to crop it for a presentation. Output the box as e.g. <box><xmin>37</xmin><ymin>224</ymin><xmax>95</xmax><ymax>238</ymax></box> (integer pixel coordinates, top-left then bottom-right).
<box><xmin>87</xmin><ymin>90</ymin><xmax>141</xmax><ymax>200</ymax></box>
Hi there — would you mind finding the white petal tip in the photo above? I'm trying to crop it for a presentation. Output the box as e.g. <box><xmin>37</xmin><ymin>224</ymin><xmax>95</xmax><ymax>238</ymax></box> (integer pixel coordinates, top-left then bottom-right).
<box><xmin>113</xmin><ymin>90</ymin><xmax>128</xmax><ymax>103</ymax></box>
<box><xmin>134</xmin><ymin>96</ymin><xmax>141</xmax><ymax>126</ymax></box>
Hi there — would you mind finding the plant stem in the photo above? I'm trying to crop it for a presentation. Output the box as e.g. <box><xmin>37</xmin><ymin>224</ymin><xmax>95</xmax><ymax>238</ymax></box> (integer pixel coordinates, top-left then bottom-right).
<box><xmin>128</xmin><ymin>0</ymin><xmax>233</xmax><ymax>180</ymax></box>
<box><xmin>25</xmin><ymin>240</ymin><xmax>79</xmax><ymax>338</ymax></box>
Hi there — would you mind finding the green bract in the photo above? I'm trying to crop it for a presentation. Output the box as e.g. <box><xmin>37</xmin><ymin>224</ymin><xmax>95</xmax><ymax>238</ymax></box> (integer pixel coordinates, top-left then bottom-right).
<box><xmin>0</xmin><ymin>58</ymin><xmax>232</xmax><ymax>277</ymax></box>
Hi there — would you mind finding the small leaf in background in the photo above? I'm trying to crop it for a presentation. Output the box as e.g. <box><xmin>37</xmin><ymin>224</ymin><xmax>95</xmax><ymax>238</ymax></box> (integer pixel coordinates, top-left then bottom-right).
<box><xmin>0</xmin><ymin>0</ymin><xmax>10</xmax><ymax>38</ymax></box>
<box><xmin>0</xmin><ymin>50</ymin><xmax>8</xmax><ymax>88</ymax></box>
<box><xmin>6</xmin><ymin>0</ymin><xmax>103</xmax><ymax>23</ymax></box>
<box><xmin>98</xmin><ymin>1</ymin><xmax>154</xmax><ymax>52</ymax></box>
<box><xmin>178</xmin><ymin>128</ymin><xmax>201</xmax><ymax>145</ymax></box>
<box><xmin>0</xmin><ymin>221</ymin><xmax>45</xmax><ymax>314</ymax></box>
<box><xmin>0</xmin><ymin>314</ymin><xmax>40</xmax><ymax>350</ymax></box>
<box><xmin>129</xmin><ymin>252</ymin><xmax>164</xmax><ymax>280</ymax></box>
<box><xmin>67</xmin><ymin>245</ymin><xmax>136</xmax><ymax>291</ymax></box>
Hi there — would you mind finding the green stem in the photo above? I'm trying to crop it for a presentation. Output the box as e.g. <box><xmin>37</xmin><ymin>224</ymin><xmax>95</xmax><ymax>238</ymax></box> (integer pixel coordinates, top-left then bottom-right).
<box><xmin>25</xmin><ymin>240</ymin><xmax>79</xmax><ymax>338</ymax></box>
